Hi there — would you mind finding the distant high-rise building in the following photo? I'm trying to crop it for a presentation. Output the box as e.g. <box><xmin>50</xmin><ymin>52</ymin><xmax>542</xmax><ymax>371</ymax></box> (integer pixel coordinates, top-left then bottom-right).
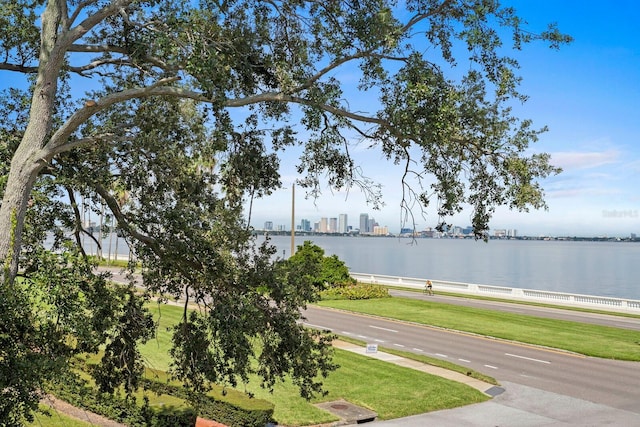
<box><xmin>368</xmin><ymin>218</ymin><xmax>376</xmax><ymax>233</ymax></box>
<box><xmin>264</xmin><ymin>221</ymin><xmax>273</xmax><ymax>231</ymax></box>
<box><xmin>359</xmin><ymin>213</ymin><xmax>369</xmax><ymax>233</ymax></box>
<box><xmin>338</xmin><ymin>214</ymin><xmax>348</xmax><ymax>234</ymax></box>
<box><xmin>329</xmin><ymin>217</ymin><xmax>338</xmax><ymax>233</ymax></box>
<box><xmin>373</xmin><ymin>225</ymin><xmax>389</xmax><ymax>236</ymax></box>
<box><xmin>319</xmin><ymin>217</ymin><xmax>328</xmax><ymax>233</ymax></box>
<box><xmin>300</xmin><ymin>218</ymin><xmax>311</xmax><ymax>232</ymax></box>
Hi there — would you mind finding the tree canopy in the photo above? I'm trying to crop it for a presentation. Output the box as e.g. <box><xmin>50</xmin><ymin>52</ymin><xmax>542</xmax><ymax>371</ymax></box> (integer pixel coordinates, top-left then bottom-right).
<box><xmin>0</xmin><ymin>0</ymin><xmax>569</xmax><ymax>423</ymax></box>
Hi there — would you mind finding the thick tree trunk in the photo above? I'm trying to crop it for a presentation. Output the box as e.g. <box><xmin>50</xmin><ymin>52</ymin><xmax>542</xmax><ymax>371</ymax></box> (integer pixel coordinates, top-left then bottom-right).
<box><xmin>0</xmin><ymin>1</ymin><xmax>63</xmax><ymax>284</ymax></box>
<box><xmin>0</xmin><ymin>148</ymin><xmax>44</xmax><ymax>283</ymax></box>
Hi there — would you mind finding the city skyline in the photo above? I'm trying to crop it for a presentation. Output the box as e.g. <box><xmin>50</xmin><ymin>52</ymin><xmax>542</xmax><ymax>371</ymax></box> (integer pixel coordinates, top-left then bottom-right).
<box><xmin>260</xmin><ymin>212</ymin><xmax>518</xmax><ymax>237</ymax></box>
<box><xmin>247</xmin><ymin>1</ymin><xmax>640</xmax><ymax>238</ymax></box>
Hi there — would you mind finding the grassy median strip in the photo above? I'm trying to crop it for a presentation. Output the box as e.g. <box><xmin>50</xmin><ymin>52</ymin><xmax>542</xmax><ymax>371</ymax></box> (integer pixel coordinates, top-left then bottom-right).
<box><xmin>386</xmin><ymin>286</ymin><xmax>640</xmax><ymax>320</ymax></box>
<box><xmin>317</xmin><ymin>298</ymin><xmax>640</xmax><ymax>361</ymax></box>
<box><xmin>139</xmin><ymin>303</ymin><xmax>489</xmax><ymax>426</ymax></box>
<box><xmin>337</xmin><ymin>335</ymin><xmax>498</xmax><ymax>385</ymax></box>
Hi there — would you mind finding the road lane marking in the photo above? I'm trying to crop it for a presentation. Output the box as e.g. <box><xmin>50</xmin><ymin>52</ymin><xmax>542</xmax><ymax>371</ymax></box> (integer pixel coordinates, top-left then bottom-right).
<box><xmin>369</xmin><ymin>325</ymin><xmax>398</xmax><ymax>333</ymax></box>
<box><xmin>435</xmin><ymin>353</ymin><xmax>449</xmax><ymax>358</ymax></box>
<box><xmin>484</xmin><ymin>365</ymin><xmax>498</xmax><ymax>369</ymax></box>
<box><xmin>305</xmin><ymin>323</ymin><xmax>333</xmax><ymax>331</ymax></box>
<box><xmin>413</xmin><ymin>348</ymin><xmax>424</xmax><ymax>352</ymax></box>
<box><xmin>458</xmin><ymin>358</ymin><xmax>471</xmax><ymax>363</ymax></box>
<box><xmin>374</xmin><ymin>339</ymin><xmax>385</xmax><ymax>343</ymax></box>
<box><xmin>311</xmin><ymin>306</ymin><xmax>587</xmax><ymax>358</ymax></box>
<box><xmin>341</xmin><ymin>331</ymin><xmax>352</xmax><ymax>335</ymax></box>
<box><xmin>394</xmin><ymin>343</ymin><xmax>406</xmax><ymax>348</ymax></box>
<box><xmin>357</xmin><ymin>335</ymin><xmax>368</xmax><ymax>339</ymax></box>
<box><xmin>505</xmin><ymin>353</ymin><xmax>551</xmax><ymax>364</ymax></box>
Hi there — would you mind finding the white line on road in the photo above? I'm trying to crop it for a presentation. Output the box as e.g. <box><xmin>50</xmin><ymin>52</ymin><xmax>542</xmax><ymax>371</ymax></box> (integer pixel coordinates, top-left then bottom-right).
<box><xmin>484</xmin><ymin>365</ymin><xmax>498</xmax><ymax>369</ymax></box>
<box><xmin>374</xmin><ymin>339</ymin><xmax>385</xmax><ymax>343</ymax></box>
<box><xmin>357</xmin><ymin>335</ymin><xmax>368</xmax><ymax>339</ymax></box>
<box><xmin>413</xmin><ymin>348</ymin><xmax>424</xmax><ymax>352</ymax></box>
<box><xmin>394</xmin><ymin>343</ymin><xmax>406</xmax><ymax>348</ymax></box>
<box><xmin>304</xmin><ymin>323</ymin><xmax>333</xmax><ymax>331</ymax></box>
<box><xmin>505</xmin><ymin>353</ymin><xmax>551</xmax><ymax>364</ymax></box>
<box><xmin>458</xmin><ymin>359</ymin><xmax>471</xmax><ymax>363</ymax></box>
<box><xmin>435</xmin><ymin>353</ymin><xmax>449</xmax><ymax>358</ymax></box>
<box><xmin>369</xmin><ymin>325</ymin><xmax>398</xmax><ymax>333</ymax></box>
<box><xmin>341</xmin><ymin>331</ymin><xmax>352</xmax><ymax>335</ymax></box>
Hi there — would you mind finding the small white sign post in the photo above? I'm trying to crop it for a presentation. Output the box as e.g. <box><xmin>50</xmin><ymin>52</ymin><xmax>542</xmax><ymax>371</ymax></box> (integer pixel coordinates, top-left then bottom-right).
<box><xmin>365</xmin><ymin>343</ymin><xmax>378</xmax><ymax>354</ymax></box>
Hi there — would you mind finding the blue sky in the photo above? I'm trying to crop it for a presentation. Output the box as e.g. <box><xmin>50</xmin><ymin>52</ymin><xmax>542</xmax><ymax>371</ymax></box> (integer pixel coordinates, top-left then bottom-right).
<box><xmin>249</xmin><ymin>1</ymin><xmax>640</xmax><ymax>237</ymax></box>
<box><xmin>3</xmin><ymin>2</ymin><xmax>638</xmax><ymax>237</ymax></box>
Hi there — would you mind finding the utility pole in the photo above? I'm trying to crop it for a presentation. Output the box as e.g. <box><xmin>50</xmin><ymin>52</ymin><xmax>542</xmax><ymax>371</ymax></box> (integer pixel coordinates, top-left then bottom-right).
<box><xmin>290</xmin><ymin>184</ymin><xmax>295</xmax><ymax>257</ymax></box>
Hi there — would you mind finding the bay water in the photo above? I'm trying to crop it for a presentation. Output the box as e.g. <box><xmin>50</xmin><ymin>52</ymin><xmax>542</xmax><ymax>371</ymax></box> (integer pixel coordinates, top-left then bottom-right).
<box><xmin>79</xmin><ymin>233</ymin><xmax>639</xmax><ymax>300</ymax></box>
<box><xmin>261</xmin><ymin>235</ymin><xmax>640</xmax><ymax>300</ymax></box>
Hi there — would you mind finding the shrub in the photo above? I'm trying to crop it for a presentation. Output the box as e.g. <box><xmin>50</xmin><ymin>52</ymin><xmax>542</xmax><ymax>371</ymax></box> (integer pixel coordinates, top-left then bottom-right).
<box><xmin>320</xmin><ymin>283</ymin><xmax>390</xmax><ymax>300</ymax></box>
<box><xmin>149</xmin><ymin>405</ymin><xmax>197</xmax><ymax>427</ymax></box>
<box><xmin>143</xmin><ymin>379</ymin><xmax>275</xmax><ymax>427</ymax></box>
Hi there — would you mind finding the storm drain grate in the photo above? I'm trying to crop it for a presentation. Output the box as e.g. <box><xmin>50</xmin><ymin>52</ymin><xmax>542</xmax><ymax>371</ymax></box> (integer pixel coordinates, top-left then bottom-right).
<box><xmin>316</xmin><ymin>399</ymin><xmax>377</xmax><ymax>424</ymax></box>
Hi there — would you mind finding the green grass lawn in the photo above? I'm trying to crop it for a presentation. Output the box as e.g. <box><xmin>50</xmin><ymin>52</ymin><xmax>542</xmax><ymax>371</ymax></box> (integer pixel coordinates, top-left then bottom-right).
<box><xmin>317</xmin><ymin>297</ymin><xmax>640</xmax><ymax>361</ymax></box>
<box><xmin>138</xmin><ymin>303</ymin><xmax>489</xmax><ymax>426</ymax></box>
<box><xmin>232</xmin><ymin>348</ymin><xmax>488</xmax><ymax>425</ymax></box>
<box><xmin>27</xmin><ymin>405</ymin><xmax>91</xmax><ymax>427</ymax></box>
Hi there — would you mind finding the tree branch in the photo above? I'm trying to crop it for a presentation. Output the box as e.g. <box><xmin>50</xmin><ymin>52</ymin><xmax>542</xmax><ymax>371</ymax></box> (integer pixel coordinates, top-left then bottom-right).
<box><xmin>42</xmin><ymin>76</ymin><xmax>181</xmax><ymax>157</ymax></box>
<box><xmin>0</xmin><ymin>63</ymin><xmax>38</xmax><ymax>73</ymax></box>
<box><xmin>68</xmin><ymin>44</ymin><xmax>171</xmax><ymax>71</ymax></box>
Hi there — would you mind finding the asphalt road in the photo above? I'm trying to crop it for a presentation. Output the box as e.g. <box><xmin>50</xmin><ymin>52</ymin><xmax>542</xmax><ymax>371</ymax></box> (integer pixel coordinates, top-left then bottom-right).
<box><xmin>302</xmin><ymin>305</ymin><xmax>640</xmax><ymax>414</ymax></box>
<box><xmin>102</xmin><ymin>266</ymin><xmax>640</xmax><ymax>422</ymax></box>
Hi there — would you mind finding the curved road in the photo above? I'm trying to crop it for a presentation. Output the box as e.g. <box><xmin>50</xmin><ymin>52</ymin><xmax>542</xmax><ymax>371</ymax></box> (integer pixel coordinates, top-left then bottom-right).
<box><xmin>103</xmin><ymin>267</ymin><xmax>640</xmax><ymax>422</ymax></box>
<box><xmin>302</xmin><ymin>305</ymin><xmax>640</xmax><ymax>415</ymax></box>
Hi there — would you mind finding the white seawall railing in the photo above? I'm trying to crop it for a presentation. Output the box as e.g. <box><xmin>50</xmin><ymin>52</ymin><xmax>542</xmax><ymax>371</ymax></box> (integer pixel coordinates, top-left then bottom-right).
<box><xmin>350</xmin><ymin>272</ymin><xmax>640</xmax><ymax>314</ymax></box>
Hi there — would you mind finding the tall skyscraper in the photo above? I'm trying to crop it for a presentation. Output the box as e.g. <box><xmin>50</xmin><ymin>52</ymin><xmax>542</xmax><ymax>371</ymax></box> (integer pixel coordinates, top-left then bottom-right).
<box><xmin>300</xmin><ymin>218</ymin><xmax>311</xmax><ymax>232</ymax></box>
<box><xmin>329</xmin><ymin>217</ymin><xmax>338</xmax><ymax>233</ymax></box>
<box><xmin>368</xmin><ymin>218</ymin><xmax>376</xmax><ymax>233</ymax></box>
<box><xmin>264</xmin><ymin>221</ymin><xmax>273</xmax><ymax>231</ymax></box>
<box><xmin>338</xmin><ymin>214</ymin><xmax>348</xmax><ymax>234</ymax></box>
<box><xmin>319</xmin><ymin>217</ymin><xmax>328</xmax><ymax>233</ymax></box>
<box><xmin>359</xmin><ymin>213</ymin><xmax>369</xmax><ymax>233</ymax></box>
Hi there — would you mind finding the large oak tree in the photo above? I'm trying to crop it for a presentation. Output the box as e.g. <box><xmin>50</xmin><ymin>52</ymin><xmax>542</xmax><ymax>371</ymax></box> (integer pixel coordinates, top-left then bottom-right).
<box><xmin>0</xmin><ymin>0</ymin><xmax>569</xmax><ymax>423</ymax></box>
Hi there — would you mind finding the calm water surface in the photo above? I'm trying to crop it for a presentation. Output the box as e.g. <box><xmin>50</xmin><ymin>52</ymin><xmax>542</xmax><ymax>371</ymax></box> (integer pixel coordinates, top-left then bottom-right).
<box><xmin>261</xmin><ymin>235</ymin><xmax>640</xmax><ymax>300</ymax></box>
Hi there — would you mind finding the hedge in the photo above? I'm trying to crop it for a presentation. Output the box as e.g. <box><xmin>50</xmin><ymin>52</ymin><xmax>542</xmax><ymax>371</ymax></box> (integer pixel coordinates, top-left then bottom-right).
<box><xmin>47</xmin><ymin>364</ymin><xmax>274</xmax><ymax>427</ymax></box>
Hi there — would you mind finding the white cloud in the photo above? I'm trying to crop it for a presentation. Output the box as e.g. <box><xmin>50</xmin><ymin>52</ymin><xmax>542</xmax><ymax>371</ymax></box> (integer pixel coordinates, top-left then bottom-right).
<box><xmin>550</xmin><ymin>149</ymin><xmax>619</xmax><ymax>170</ymax></box>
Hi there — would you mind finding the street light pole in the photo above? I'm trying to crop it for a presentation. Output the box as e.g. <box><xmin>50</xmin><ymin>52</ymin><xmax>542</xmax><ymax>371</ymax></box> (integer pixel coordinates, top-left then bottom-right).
<box><xmin>290</xmin><ymin>184</ymin><xmax>295</xmax><ymax>257</ymax></box>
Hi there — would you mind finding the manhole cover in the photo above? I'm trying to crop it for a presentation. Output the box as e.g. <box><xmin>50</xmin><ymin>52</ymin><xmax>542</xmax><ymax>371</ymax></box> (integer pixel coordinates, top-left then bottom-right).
<box><xmin>331</xmin><ymin>404</ymin><xmax>348</xmax><ymax>410</ymax></box>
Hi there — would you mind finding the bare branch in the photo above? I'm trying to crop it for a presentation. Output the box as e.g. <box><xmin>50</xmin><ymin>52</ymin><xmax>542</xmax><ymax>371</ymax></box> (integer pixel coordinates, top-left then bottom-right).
<box><xmin>66</xmin><ymin>186</ymin><xmax>100</xmax><ymax>259</ymax></box>
<box><xmin>62</xmin><ymin>0</ymin><xmax>133</xmax><ymax>46</ymax></box>
<box><xmin>0</xmin><ymin>63</ymin><xmax>38</xmax><ymax>73</ymax></box>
